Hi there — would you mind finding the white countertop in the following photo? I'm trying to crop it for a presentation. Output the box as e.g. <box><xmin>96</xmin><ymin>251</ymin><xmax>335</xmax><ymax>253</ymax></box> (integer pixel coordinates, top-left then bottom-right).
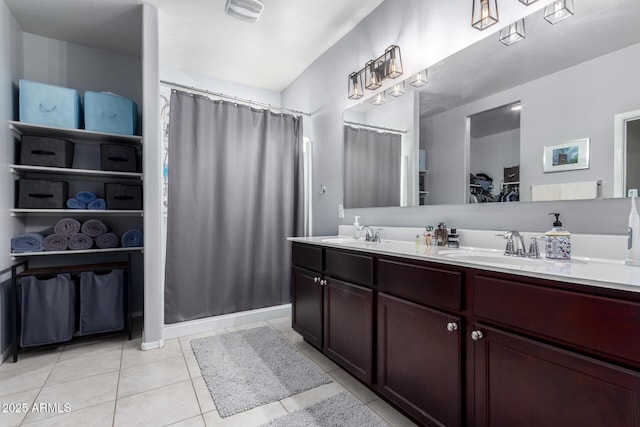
<box><xmin>288</xmin><ymin>230</ymin><xmax>640</xmax><ymax>294</ymax></box>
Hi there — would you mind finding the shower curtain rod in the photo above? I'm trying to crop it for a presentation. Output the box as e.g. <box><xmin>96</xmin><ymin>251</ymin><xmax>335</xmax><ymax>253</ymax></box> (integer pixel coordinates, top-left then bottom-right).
<box><xmin>160</xmin><ymin>80</ymin><xmax>311</xmax><ymax>117</ymax></box>
<box><xmin>343</xmin><ymin>120</ymin><xmax>407</xmax><ymax>134</ymax></box>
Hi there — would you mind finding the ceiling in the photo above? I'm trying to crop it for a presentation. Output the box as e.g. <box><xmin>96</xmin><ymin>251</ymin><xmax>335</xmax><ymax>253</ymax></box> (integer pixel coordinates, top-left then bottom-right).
<box><xmin>4</xmin><ymin>0</ymin><xmax>385</xmax><ymax>92</ymax></box>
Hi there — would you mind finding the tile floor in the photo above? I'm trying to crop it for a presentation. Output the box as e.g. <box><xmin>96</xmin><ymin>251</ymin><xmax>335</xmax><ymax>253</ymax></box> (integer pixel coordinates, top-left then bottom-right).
<box><xmin>0</xmin><ymin>316</ymin><xmax>417</xmax><ymax>427</ymax></box>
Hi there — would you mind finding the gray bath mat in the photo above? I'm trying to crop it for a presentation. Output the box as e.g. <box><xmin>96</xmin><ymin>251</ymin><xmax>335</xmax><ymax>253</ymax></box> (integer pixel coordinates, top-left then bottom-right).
<box><xmin>261</xmin><ymin>392</ymin><xmax>389</xmax><ymax>426</ymax></box>
<box><xmin>191</xmin><ymin>326</ymin><xmax>332</xmax><ymax>418</ymax></box>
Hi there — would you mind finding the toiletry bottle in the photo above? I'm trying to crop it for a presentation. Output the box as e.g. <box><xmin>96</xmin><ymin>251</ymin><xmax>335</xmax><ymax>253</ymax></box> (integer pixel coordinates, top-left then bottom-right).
<box><xmin>544</xmin><ymin>213</ymin><xmax>571</xmax><ymax>260</ymax></box>
<box><xmin>625</xmin><ymin>189</ymin><xmax>640</xmax><ymax>266</ymax></box>
<box><xmin>424</xmin><ymin>226</ymin><xmax>434</xmax><ymax>246</ymax></box>
<box><xmin>353</xmin><ymin>216</ymin><xmax>361</xmax><ymax>239</ymax></box>
<box><xmin>434</xmin><ymin>222</ymin><xmax>448</xmax><ymax>247</ymax></box>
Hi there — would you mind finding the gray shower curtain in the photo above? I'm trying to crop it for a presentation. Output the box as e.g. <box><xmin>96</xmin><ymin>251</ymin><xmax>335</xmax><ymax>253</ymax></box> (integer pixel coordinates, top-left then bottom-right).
<box><xmin>343</xmin><ymin>125</ymin><xmax>401</xmax><ymax>208</ymax></box>
<box><xmin>164</xmin><ymin>90</ymin><xmax>303</xmax><ymax>323</ymax></box>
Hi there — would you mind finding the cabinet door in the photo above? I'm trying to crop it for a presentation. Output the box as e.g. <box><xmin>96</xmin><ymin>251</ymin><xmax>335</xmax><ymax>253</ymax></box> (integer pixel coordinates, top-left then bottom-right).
<box><xmin>473</xmin><ymin>324</ymin><xmax>640</xmax><ymax>427</ymax></box>
<box><xmin>324</xmin><ymin>277</ymin><xmax>373</xmax><ymax>384</ymax></box>
<box><xmin>377</xmin><ymin>292</ymin><xmax>462</xmax><ymax>427</ymax></box>
<box><xmin>291</xmin><ymin>267</ymin><xmax>323</xmax><ymax>349</ymax></box>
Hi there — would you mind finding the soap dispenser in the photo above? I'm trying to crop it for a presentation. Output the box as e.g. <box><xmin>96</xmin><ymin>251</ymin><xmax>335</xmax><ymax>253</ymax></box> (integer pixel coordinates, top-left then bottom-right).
<box><xmin>625</xmin><ymin>189</ymin><xmax>640</xmax><ymax>266</ymax></box>
<box><xmin>544</xmin><ymin>213</ymin><xmax>571</xmax><ymax>260</ymax></box>
<box><xmin>353</xmin><ymin>216</ymin><xmax>361</xmax><ymax>239</ymax></box>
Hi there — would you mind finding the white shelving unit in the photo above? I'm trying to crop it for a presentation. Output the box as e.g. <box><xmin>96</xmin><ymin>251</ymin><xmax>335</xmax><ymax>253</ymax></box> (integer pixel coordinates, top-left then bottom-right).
<box><xmin>11</xmin><ymin>247</ymin><xmax>143</xmax><ymax>259</ymax></box>
<box><xmin>10</xmin><ymin>209</ymin><xmax>143</xmax><ymax>217</ymax></box>
<box><xmin>8</xmin><ymin>120</ymin><xmax>142</xmax><ymax>145</ymax></box>
<box><xmin>10</xmin><ymin>164</ymin><xmax>143</xmax><ymax>180</ymax></box>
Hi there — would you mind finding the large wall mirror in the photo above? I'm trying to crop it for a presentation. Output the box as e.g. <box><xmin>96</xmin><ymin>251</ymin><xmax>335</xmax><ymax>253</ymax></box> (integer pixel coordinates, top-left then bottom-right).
<box><xmin>342</xmin><ymin>0</ymin><xmax>640</xmax><ymax>208</ymax></box>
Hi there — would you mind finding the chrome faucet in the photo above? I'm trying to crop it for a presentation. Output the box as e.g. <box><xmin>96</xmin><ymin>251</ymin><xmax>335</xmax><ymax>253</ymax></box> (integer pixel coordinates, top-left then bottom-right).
<box><xmin>359</xmin><ymin>226</ymin><xmax>381</xmax><ymax>242</ymax></box>
<box><xmin>499</xmin><ymin>231</ymin><xmax>526</xmax><ymax>257</ymax></box>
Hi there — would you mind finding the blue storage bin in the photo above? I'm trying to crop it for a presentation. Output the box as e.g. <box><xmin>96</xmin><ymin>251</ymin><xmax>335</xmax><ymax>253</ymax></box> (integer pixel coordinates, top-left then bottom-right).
<box><xmin>84</xmin><ymin>91</ymin><xmax>137</xmax><ymax>135</ymax></box>
<box><xmin>19</xmin><ymin>80</ymin><xmax>81</xmax><ymax>129</ymax></box>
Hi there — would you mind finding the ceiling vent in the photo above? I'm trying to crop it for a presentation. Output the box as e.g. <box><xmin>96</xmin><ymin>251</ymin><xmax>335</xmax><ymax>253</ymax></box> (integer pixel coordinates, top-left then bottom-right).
<box><xmin>225</xmin><ymin>0</ymin><xmax>264</xmax><ymax>23</ymax></box>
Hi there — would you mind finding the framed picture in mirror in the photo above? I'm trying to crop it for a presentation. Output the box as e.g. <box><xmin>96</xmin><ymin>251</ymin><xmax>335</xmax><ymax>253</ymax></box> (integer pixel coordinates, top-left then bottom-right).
<box><xmin>543</xmin><ymin>138</ymin><xmax>590</xmax><ymax>173</ymax></box>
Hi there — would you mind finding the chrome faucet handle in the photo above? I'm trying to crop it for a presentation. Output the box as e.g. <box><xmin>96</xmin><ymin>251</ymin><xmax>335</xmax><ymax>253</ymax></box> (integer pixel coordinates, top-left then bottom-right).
<box><xmin>373</xmin><ymin>228</ymin><xmax>383</xmax><ymax>243</ymax></box>
<box><xmin>527</xmin><ymin>237</ymin><xmax>541</xmax><ymax>258</ymax></box>
<box><xmin>504</xmin><ymin>239</ymin><xmax>514</xmax><ymax>255</ymax></box>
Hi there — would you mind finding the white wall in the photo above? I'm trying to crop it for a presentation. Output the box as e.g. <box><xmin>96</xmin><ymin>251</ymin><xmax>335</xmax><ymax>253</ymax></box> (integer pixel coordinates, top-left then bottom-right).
<box><xmin>0</xmin><ymin>0</ymin><xmax>22</xmax><ymax>361</ymax></box>
<box><xmin>281</xmin><ymin>0</ymin><xmax>554</xmax><ymax>235</ymax></box>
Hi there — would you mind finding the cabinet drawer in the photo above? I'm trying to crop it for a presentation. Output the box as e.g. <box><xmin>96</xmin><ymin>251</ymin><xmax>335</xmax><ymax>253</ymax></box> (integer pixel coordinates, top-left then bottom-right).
<box><xmin>292</xmin><ymin>243</ymin><xmax>323</xmax><ymax>272</ymax></box>
<box><xmin>378</xmin><ymin>259</ymin><xmax>462</xmax><ymax>311</ymax></box>
<box><xmin>325</xmin><ymin>249</ymin><xmax>373</xmax><ymax>287</ymax></box>
<box><xmin>474</xmin><ymin>274</ymin><xmax>640</xmax><ymax>366</ymax></box>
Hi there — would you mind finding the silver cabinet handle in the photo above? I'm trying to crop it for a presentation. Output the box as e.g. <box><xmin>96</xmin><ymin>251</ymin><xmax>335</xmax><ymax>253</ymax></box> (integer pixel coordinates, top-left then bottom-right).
<box><xmin>313</xmin><ymin>277</ymin><xmax>320</xmax><ymax>283</ymax></box>
<box><xmin>320</xmin><ymin>279</ymin><xmax>327</xmax><ymax>286</ymax></box>
<box><xmin>446</xmin><ymin>322</ymin><xmax>458</xmax><ymax>332</ymax></box>
<box><xmin>471</xmin><ymin>330</ymin><xmax>484</xmax><ymax>341</ymax></box>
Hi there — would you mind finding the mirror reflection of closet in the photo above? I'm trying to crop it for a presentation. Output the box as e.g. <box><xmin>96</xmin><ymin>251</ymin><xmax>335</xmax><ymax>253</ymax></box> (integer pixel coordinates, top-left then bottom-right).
<box><xmin>468</xmin><ymin>102</ymin><xmax>521</xmax><ymax>204</ymax></box>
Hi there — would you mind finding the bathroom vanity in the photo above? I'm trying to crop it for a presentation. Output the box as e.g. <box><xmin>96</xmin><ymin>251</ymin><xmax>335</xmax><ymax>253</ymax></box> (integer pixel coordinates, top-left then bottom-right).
<box><xmin>289</xmin><ymin>235</ymin><xmax>640</xmax><ymax>427</ymax></box>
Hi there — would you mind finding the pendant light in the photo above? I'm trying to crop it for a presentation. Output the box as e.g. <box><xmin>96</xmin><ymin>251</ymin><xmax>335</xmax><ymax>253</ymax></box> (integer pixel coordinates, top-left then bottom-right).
<box><xmin>499</xmin><ymin>19</ymin><xmax>525</xmax><ymax>46</ymax></box>
<box><xmin>472</xmin><ymin>0</ymin><xmax>498</xmax><ymax>31</ymax></box>
<box><xmin>348</xmin><ymin>72</ymin><xmax>364</xmax><ymax>100</ymax></box>
<box><xmin>410</xmin><ymin>70</ymin><xmax>428</xmax><ymax>87</ymax></box>
<box><xmin>544</xmin><ymin>0</ymin><xmax>574</xmax><ymax>24</ymax></box>
<box><xmin>518</xmin><ymin>0</ymin><xmax>538</xmax><ymax>4</ymax></box>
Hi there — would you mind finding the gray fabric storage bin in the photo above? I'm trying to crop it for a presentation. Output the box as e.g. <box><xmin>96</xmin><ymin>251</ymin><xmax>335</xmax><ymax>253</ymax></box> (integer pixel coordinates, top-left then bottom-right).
<box><xmin>20</xmin><ymin>274</ymin><xmax>75</xmax><ymax>347</ymax></box>
<box><xmin>79</xmin><ymin>269</ymin><xmax>124</xmax><ymax>335</ymax></box>
<box><xmin>21</xmin><ymin>135</ymin><xmax>75</xmax><ymax>168</ymax></box>
<box><xmin>17</xmin><ymin>179</ymin><xmax>69</xmax><ymax>209</ymax></box>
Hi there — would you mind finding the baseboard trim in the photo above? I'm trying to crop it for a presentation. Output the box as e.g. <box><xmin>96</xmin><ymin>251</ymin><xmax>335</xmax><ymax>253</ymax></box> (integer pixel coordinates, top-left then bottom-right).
<box><xmin>140</xmin><ymin>339</ymin><xmax>165</xmax><ymax>351</ymax></box>
<box><xmin>162</xmin><ymin>303</ymin><xmax>292</xmax><ymax>340</ymax></box>
<box><xmin>0</xmin><ymin>344</ymin><xmax>15</xmax><ymax>365</ymax></box>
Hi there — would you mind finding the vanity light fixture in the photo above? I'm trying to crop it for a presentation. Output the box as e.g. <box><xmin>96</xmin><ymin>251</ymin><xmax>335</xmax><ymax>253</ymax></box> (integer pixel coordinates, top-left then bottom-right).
<box><xmin>472</xmin><ymin>0</ymin><xmax>499</xmax><ymax>31</ymax></box>
<box><xmin>410</xmin><ymin>70</ymin><xmax>428</xmax><ymax>87</ymax></box>
<box><xmin>348</xmin><ymin>72</ymin><xmax>364</xmax><ymax>100</ymax></box>
<box><xmin>518</xmin><ymin>0</ymin><xmax>538</xmax><ymax>4</ymax></box>
<box><xmin>365</xmin><ymin>60</ymin><xmax>382</xmax><ymax>90</ymax></box>
<box><xmin>544</xmin><ymin>0</ymin><xmax>574</xmax><ymax>24</ymax></box>
<box><xmin>387</xmin><ymin>81</ymin><xmax>406</xmax><ymax>97</ymax></box>
<box><xmin>347</xmin><ymin>45</ymin><xmax>404</xmax><ymax>99</ymax></box>
<box><xmin>499</xmin><ymin>19</ymin><xmax>525</xmax><ymax>46</ymax></box>
<box><xmin>370</xmin><ymin>92</ymin><xmax>387</xmax><ymax>106</ymax></box>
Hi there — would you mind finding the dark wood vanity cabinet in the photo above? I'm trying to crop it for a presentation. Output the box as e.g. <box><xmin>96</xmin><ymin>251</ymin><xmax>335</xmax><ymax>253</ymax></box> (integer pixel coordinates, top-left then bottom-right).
<box><xmin>378</xmin><ymin>292</ymin><xmax>462</xmax><ymax>427</ymax></box>
<box><xmin>291</xmin><ymin>267</ymin><xmax>324</xmax><ymax>349</ymax></box>
<box><xmin>472</xmin><ymin>324</ymin><xmax>640</xmax><ymax>427</ymax></box>
<box><xmin>291</xmin><ymin>243</ymin><xmax>374</xmax><ymax>383</ymax></box>
<box><xmin>291</xmin><ymin>243</ymin><xmax>324</xmax><ymax>349</ymax></box>
<box><xmin>290</xmin><ymin>242</ymin><xmax>640</xmax><ymax>426</ymax></box>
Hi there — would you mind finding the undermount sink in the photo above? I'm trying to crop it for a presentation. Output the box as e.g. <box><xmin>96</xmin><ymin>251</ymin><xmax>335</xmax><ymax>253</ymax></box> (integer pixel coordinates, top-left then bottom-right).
<box><xmin>321</xmin><ymin>237</ymin><xmax>387</xmax><ymax>245</ymax></box>
<box><xmin>439</xmin><ymin>250</ymin><xmax>546</xmax><ymax>267</ymax></box>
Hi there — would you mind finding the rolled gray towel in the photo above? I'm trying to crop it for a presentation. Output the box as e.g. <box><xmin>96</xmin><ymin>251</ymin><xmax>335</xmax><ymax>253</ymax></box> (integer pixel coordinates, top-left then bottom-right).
<box><xmin>68</xmin><ymin>233</ymin><xmax>93</xmax><ymax>250</ymax></box>
<box><xmin>95</xmin><ymin>232</ymin><xmax>118</xmax><ymax>249</ymax></box>
<box><xmin>43</xmin><ymin>234</ymin><xmax>68</xmax><ymax>251</ymax></box>
<box><xmin>80</xmin><ymin>219</ymin><xmax>108</xmax><ymax>238</ymax></box>
<box><xmin>54</xmin><ymin>218</ymin><xmax>81</xmax><ymax>237</ymax></box>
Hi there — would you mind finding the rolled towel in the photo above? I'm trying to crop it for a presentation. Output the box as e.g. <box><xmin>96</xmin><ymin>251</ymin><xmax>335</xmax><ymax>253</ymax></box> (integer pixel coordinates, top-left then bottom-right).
<box><xmin>121</xmin><ymin>229</ymin><xmax>143</xmax><ymax>247</ymax></box>
<box><xmin>81</xmin><ymin>219</ymin><xmax>108</xmax><ymax>237</ymax></box>
<box><xmin>11</xmin><ymin>233</ymin><xmax>44</xmax><ymax>253</ymax></box>
<box><xmin>54</xmin><ymin>218</ymin><xmax>81</xmax><ymax>236</ymax></box>
<box><xmin>68</xmin><ymin>233</ymin><xmax>93</xmax><ymax>250</ymax></box>
<box><xmin>66</xmin><ymin>198</ymin><xmax>87</xmax><ymax>209</ymax></box>
<box><xmin>76</xmin><ymin>191</ymin><xmax>97</xmax><ymax>204</ymax></box>
<box><xmin>43</xmin><ymin>234</ymin><xmax>69</xmax><ymax>251</ymax></box>
<box><xmin>87</xmin><ymin>198</ymin><xmax>106</xmax><ymax>210</ymax></box>
<box><xmin>95</xmin><ymin>232</ymin><xmax>119</xmax><ymax>249</ymax></box>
